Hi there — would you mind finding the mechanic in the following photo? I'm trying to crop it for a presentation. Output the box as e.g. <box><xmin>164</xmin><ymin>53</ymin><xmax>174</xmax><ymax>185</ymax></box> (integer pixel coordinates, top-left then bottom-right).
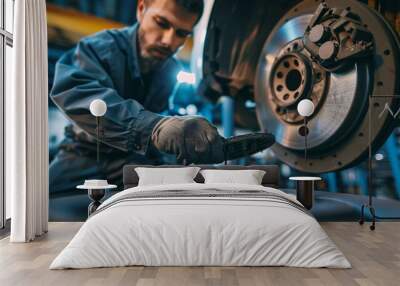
<box><xmin>49</xmin><ymin>0</ymin><xmax>225</xmax><ymax>193</ymax></box>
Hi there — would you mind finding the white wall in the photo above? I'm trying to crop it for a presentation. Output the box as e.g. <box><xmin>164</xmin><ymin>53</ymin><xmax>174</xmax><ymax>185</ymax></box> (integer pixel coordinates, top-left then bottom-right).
<box><xmin>5</xmin><ymin>0</ymin><xmax>14</xmax><ymax>33</ymax></box>
<box><xmin>5</xmin><ymin>43</ymin><xmax>12</xmax><ymax>219</ymax></box>
<box><xmin>4</xmin><ymin>0</ymin><xmax>14</xmax><ymax>220</ymax></box>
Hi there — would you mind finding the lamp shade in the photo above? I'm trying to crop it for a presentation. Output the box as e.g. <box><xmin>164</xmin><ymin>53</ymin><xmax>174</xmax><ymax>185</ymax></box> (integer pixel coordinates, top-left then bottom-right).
<box><xmin>90</xmin><ymin>99</ymin><xmax>107</xmax><ymax>117</ymax></box>
<box><xmin>297</xmin><ymin>99</ymin><xmax>315</xmax><ymax>117</ymax></box>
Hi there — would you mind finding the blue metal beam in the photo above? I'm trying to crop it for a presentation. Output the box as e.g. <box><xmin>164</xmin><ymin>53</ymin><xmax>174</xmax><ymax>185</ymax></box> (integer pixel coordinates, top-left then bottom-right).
<box><xmin>325</xmin><ymin>172</ymin><xmax>338</xmax><ymax>193</ymax></box>
<box><xmin>384</xmin><ymin>133</ymin><xmax>400</xmax><ymax>199</ymax></box>
<box><xmin>221</xmin><ymin>96</ymin><xmax>235</xmax><ymax>138</ymax></box>
<box><xmin>221</xmin><ymin>96</ymin><xmax>235</xmax><ymax>164</ymax></box>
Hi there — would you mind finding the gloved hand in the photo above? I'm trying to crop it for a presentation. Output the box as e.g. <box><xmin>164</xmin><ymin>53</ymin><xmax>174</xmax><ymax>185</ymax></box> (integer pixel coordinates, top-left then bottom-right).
<box><xmin>151</xmin><ymin>116</ymin><xmax>225</xmax><ymax>164</ymax></box>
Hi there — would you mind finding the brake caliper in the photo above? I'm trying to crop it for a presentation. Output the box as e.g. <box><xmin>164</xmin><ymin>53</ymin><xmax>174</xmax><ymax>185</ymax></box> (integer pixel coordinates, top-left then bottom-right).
<box><xmin>303</xmin><ymin>2</ymin><xmax>375</xmax><ymax>72</ymax></box>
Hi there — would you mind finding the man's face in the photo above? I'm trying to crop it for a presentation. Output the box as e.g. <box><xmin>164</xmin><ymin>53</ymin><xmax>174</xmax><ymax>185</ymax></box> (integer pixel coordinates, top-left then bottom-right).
<box><xmin>137</xmin><ymin>0</ymin><xmax>198</xmax><ymax>66</ymax></box>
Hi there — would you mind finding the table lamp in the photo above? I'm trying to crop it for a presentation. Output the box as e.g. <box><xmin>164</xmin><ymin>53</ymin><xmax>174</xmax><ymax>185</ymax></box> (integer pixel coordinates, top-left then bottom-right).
<box><xmin>297</xmin><ymin>99</ymin><xmax>315</xmax><ymax>160</ymax></box>
<box><xmin>89</xmin><ymin>99</ymin><xmax>107</xmax><ymax>163</ymax></box>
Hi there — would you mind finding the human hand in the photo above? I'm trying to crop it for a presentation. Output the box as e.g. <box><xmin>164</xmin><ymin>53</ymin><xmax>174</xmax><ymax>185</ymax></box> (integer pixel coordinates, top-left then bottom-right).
<box><xmin>151</xmin><ymin>116</ymin><xmax>225</xmax><ymax>164</ymax></box>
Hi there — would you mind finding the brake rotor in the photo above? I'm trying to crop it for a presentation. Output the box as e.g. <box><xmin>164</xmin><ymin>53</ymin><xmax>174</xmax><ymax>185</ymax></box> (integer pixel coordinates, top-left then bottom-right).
<box><xmin>255</xmin><ymin>0</ymin><xmax>400</xmax><ymax>173</ymax></box>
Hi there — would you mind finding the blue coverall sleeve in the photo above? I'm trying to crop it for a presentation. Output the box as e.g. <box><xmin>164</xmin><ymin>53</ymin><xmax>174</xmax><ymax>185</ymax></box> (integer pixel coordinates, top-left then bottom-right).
<box><xmin>50</xmin><ymin>31</ymin><xmax>163</xmax><ymax>154</ymax></box>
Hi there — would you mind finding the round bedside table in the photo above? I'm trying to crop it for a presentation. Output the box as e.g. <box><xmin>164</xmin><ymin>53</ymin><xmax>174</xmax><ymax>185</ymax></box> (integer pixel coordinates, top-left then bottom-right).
<box><xmin>77</xmin><ymin>180</ymin><xmax>117</xmax><ymax>216</ymax></box>
<box><xmin>289</xmin><ymin>176</ymin><xmax>322</xmax><ymax>210</ymax></box>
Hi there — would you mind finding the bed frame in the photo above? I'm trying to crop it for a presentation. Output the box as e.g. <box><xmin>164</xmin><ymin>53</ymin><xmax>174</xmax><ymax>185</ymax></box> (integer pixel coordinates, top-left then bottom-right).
<box><xmin>123</xmin><ymin>165</ymin><xmax>280</xmax><ymax>189</ymax></box>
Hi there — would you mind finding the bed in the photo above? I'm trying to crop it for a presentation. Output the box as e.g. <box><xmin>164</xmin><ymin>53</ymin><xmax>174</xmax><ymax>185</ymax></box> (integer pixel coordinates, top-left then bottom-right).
<box><xmin>50</xmin><ymin>165</ymin><xmax>351</xmax><ymax>269</ymax></box>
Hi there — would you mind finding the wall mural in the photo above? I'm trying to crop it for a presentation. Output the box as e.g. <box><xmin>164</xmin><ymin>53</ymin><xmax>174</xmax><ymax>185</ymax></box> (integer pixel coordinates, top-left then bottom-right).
<box><xmin>47</xmin><ymin>0</ymin><xmax>400</xmax><ymax>222</ymax></box>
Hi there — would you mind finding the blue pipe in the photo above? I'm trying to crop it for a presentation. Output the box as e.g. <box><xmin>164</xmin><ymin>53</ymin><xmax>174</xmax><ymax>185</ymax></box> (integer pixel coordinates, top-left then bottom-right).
<box><xmin>220</xmin><ymin>96</ymin><xmax>235</xmax><ymax>164</ymax></box>
<box><xmin>221</xmin><ymin>96</ymin><xmax>234</xmax><ymax>138</ymax></box>
<box><xmin>325</xmin><ymin>172</ymin><xmax>338</xmax><ymax>193</ymax></box>
<box><xmin>384</xmin><ymin>133</ymin><xmax>400</xmax><ymax>199</ymax></box>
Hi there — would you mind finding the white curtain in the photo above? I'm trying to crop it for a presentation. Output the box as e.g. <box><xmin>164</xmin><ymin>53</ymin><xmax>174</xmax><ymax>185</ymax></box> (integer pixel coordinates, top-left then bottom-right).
<box><xmin>8</xmin><ymin>0</ymin><xmax>49</xmax><ymax>242</ymax></box>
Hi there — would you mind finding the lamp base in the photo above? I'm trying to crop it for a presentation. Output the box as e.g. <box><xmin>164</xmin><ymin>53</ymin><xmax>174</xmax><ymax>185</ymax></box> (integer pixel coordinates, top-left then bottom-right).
<box><xmin>88</xmin><ymin>189</ymin><xmax>106</xmax><ymax>216</ymax></box>
<box><xmin>359</xmin><ymin>204</ymin><xmax>376</xmax><ymax>231</ymax></box>
<box><xmin>296</xmin><ymin>180</ymin><xmax>314</xmax><ymax>210</ymax></box>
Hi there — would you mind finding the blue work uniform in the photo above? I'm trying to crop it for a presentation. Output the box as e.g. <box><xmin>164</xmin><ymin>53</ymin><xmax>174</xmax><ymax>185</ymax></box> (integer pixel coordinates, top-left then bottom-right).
<box><xmin>49</xmin><ymin>24</ymin><xmax>179</xmax><ymax>195</ymax></box>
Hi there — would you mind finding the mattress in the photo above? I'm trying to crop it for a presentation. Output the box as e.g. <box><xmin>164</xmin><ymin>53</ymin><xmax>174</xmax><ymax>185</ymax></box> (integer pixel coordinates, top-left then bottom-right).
<box><xmin>50</xmin><ymin>183</ymin><xmax>351</xmax><ymax>269</ymax></box>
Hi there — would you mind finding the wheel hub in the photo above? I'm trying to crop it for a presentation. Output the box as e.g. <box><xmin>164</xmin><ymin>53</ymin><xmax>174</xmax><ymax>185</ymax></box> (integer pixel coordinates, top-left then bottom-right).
<box><xmin>271</xmin><ymin>52</ymin><xmax>311</xmax><ymax>107</ymax></box>
<box><xmin>255</xmin><ymin>0</ymin><xmax>400</xmax><ymax>173</ymax></box>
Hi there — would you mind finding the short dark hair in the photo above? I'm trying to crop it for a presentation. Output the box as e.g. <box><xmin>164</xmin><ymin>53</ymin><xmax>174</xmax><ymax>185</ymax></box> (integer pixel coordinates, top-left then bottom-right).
<box><xmin>145</xmin><ymin>0</ymin><xmax>204</xmax><ymax>23</ymax></box>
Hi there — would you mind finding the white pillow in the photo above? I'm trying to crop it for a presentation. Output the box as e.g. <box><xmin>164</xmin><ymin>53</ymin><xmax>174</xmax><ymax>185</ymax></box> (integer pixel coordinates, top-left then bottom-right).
<box><xmin>200</xmin><ymin>169</ymin><xmax>266</xmax><ymax>185</ymax></box>
<box><xmin>135</xmin><ymin>167</ymin><xmax>201</xmax><ymax>186</ymax></box>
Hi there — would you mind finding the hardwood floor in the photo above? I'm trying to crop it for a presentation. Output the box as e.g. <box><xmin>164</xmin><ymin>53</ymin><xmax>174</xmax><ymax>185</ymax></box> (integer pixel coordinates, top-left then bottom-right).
<box><xmin>0</xmin><ymin>222</ymin><xmax>399</xmax><ymax>286</ymax></box>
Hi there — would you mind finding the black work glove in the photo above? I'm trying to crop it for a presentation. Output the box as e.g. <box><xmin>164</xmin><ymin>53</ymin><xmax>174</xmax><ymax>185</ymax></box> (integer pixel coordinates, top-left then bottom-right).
<box><xmin>151</xmin><ymin>116</ymin><xmax>225</xmax><ymax>164</ymax></box>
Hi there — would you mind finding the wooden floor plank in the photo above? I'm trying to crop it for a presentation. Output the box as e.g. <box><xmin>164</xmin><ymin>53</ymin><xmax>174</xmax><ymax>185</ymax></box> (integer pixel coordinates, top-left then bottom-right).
<box><xmin>0</xmin><ymin>222</ymin><xmax>399</xmax><ymax>286</ymax></box>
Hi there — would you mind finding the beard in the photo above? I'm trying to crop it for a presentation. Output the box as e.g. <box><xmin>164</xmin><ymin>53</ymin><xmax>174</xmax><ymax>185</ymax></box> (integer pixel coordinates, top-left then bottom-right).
<box><xmin>138</xmin><ymin>29</ymin><xmax>174</xmax><ymax>73</ymax></box>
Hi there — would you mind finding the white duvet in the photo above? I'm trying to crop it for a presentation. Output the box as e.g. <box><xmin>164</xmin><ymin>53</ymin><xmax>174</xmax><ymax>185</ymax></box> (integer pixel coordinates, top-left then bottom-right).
<box><xmin>50</xmin><ymin>183</ymin><xmax>351</xmax><ymax>269</ymax></box>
